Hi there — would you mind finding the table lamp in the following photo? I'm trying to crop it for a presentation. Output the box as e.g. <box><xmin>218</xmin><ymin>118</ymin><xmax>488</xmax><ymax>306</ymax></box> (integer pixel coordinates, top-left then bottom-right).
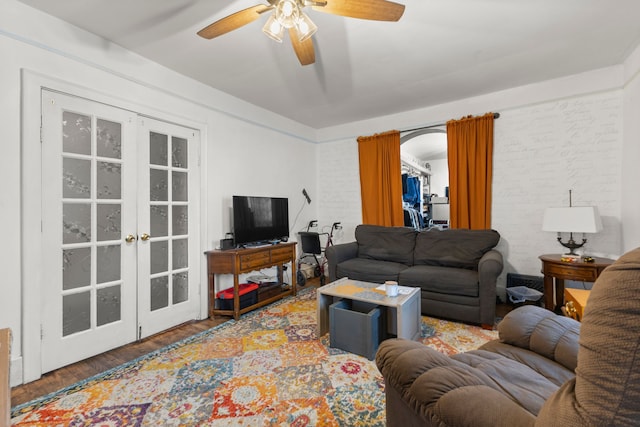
<box><xmin>542</xmin><ymin>205</ymin><xmax>602</xmax><ymax>255</ymax></box>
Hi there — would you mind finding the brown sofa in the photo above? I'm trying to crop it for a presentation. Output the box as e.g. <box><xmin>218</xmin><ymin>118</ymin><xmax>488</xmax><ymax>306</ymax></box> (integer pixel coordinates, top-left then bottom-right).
<box><xmin>376</xmin><ymin>247</ymin><xmax>640</xmax><ymax>426</ymax></box>
<box><xmin>326</xmin><ymin>224</ymin><xmax>503</xmax><ymax>327</ymax></box>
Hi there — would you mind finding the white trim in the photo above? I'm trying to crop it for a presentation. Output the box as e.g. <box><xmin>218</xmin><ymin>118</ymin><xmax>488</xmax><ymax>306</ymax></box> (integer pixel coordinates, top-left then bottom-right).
<box><xmin>10</xmin><ymin>356</ymin><xmax>22</xmax><ymax>387</ymax></box>
<box><xmin>21</xmin><ymin>70</ymin><xmax>44</xmax><ymax>383</ymax></box>
<box><xmin>20</xmin><ymin>69</ymin><xmax>209</xmax><ymax>383</ymax></box>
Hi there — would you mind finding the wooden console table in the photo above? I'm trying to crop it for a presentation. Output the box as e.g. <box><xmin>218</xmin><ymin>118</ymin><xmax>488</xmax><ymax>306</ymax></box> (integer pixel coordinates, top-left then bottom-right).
<box><xmin>539</xmin><ymin>254</ymin><xmax>613</xmax><ymax>312</ymax></box>
<box><xmin>205</xmin><ymin>242</ymin><xmax>297</xmax><ymax>320</ymax></box>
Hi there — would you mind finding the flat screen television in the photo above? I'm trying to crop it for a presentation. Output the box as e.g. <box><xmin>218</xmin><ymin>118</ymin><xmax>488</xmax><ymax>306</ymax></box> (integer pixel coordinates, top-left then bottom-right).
<box><xmin>232</xmin><ymin>195</ymin><xmax>289</xmax><ymax>246</ymax></box>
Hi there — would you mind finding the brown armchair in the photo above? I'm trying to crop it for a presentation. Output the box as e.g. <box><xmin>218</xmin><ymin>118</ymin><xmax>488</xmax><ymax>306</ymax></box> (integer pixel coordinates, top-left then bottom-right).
<box><xmin>376</xmin><ymin>247</ymin><xmax>640</xmax><ymax>426</ymax></box>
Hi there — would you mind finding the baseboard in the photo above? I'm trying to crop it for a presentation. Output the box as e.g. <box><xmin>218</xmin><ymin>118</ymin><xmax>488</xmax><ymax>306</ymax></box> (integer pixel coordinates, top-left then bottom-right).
<box><xmin>10</xmin><ymin>356</ymin><xmax>23</xmax><ymax>387</ymax></box>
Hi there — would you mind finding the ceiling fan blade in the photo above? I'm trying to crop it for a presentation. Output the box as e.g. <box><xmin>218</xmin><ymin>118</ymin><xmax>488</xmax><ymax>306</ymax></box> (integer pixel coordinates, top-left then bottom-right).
<box><xmin>312</xmin><ymin>0</ymin><xmax>405</xmax><ymax>21</ymax></box>
<box><xmin>197</xmin><ymin>4</ymin><xmax>272</xmax><ymax>39</ymax></box>
<box><xmin>289</xmin><ymin>28</ymin><xmax>315</xmax><ymax>66</ymax></box>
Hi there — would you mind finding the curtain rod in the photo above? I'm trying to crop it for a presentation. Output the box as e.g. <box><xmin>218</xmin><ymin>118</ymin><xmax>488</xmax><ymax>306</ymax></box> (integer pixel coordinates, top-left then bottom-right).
<box><xmin>400</xmin><ymin>112</ymin><xmax>500</xmax><ymax>134</ymax></box>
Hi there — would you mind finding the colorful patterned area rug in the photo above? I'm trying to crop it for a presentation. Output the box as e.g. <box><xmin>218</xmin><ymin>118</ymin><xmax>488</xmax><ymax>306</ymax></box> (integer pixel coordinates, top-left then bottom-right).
<box><xmin>11</xmin><ymin>287</ymin><xmax>498</xmax><ymax>426</ymax></box>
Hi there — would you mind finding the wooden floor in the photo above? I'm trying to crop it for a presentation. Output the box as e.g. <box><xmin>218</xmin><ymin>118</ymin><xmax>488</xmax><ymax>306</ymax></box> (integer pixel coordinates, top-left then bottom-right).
<box><xmin>11</xmin><ymin>277</ymin><xmax>512</xmax><ymax>409</ymax></box>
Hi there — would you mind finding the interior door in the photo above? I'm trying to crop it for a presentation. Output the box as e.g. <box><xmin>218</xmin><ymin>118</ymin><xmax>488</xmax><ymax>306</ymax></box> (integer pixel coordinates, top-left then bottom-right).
<box><xmin>41</xmin><ymin>90</ymin><xmax>138</xmax><ymax>373</ymax></box>
<box><xmin>136</xmin><ymin>117</ymin><xmax>201</xmax><ymax>338</ymax></box>
<box><xmin>40</xmin><ymin>91</ymin><xmax>201</xmax><ymax>373</ymax></box>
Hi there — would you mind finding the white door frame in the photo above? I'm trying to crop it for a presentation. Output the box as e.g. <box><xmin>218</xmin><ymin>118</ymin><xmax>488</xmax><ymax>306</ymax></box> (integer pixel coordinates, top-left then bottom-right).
<box><xmin>21</xmin><ymin>70</ymin><xmax>209</xmax><ymax>384</ymax></box>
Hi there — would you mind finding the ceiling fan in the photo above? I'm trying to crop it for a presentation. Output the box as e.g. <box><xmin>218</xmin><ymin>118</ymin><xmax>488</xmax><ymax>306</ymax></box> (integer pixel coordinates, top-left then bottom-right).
<box><xmin>197</xmin><ymin>0</ymin><xmax>405</xmax><ymax>66</ymax></box>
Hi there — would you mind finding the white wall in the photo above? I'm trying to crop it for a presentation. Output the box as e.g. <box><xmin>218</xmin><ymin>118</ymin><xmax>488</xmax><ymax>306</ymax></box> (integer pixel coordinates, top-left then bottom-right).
<box><xmin>315</xmin><ymin>138</ymin><xmax>362</xmax><ymax>244</ymax></box>
<box><xmin>315</xmin><ymin>62</ymin><xmax>639</xmax><ymax>301</ymax></box>
<box><xmin>622</xmin><ymin>44</ymin><xmax>640</xmax><ymax>252</ymax></box>
<box><xmin>426</xmin><ymin>159</ymin><xmax>449</xmax><ymax>197</ymax></box>
<box><xmin>0</xmin><ymin>0</ymin><xmax>319</xmax><ymax>385</ymax></box>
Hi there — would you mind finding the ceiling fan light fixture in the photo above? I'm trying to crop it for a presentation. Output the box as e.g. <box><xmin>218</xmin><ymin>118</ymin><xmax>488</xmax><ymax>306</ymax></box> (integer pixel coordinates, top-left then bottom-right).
<box><xmin>262</xmin><ymin>13</ymin><xmax>285</xmax><ymax>42</ymax></box>
<box><xmin>275</xmin><ymin>0</ymin><xmax>300</xmax><ymax>28</ymax></box>
<box><xmin>198</xmin><ymin>0</ymin><xmax>405</xmax><ymax>66</ymax></box>
<box><xmin>296</xmin><ymin>12</ymin><xmax>317</xmax><ymax>42</ymax></box>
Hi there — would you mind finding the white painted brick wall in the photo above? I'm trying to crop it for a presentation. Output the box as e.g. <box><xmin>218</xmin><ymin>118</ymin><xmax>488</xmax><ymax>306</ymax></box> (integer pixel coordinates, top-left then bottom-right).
<box><xmin>493</xmin><ymin>91</ymin><xmax>623</xmax><ymax>285</ymax></box>
<box><xmin>316</xmin><ymin>138</ymin><xmax>362</xmax><ymax>244</ymax></box>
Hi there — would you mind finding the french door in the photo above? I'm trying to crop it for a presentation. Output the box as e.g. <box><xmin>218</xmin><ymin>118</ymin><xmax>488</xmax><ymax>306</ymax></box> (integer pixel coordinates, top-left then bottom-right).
<box><xmin>40</xmin><ymin>90</ymin><xmax>200</xmax><ymax>373</ymax></box>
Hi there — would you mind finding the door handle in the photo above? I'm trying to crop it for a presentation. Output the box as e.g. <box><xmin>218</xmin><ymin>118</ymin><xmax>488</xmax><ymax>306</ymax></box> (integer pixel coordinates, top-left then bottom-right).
<box><xmin>125</xmin><ymin>234</ymin><xmax>136</xmax><ymax>243</ymax></box>
<box><xmin>140</xmin><ymin>233</ymin><xmax>150</xmax><ymax>241</ymax></box>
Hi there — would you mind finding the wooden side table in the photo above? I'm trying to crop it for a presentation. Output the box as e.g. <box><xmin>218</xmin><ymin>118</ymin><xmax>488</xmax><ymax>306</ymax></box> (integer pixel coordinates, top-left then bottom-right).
<box><xmin>539</xmin><ymin>254</ymin><xmax>614</xmax><ymax>312</ymax></box>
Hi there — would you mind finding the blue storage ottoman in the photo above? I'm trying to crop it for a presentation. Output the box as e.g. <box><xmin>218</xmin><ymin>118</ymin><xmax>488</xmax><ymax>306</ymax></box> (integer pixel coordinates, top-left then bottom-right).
<box><xmin>329</xmin><ymin>299</ymin><xmax>382</xmax><ymax>360</ymax></box>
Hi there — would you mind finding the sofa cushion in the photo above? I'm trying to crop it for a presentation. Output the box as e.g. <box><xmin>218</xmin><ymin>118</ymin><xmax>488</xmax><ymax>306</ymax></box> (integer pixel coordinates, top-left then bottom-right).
<box><xmin>399</xmin><ymin>265</ymin><xmax>479</xmax><ymax>297</ymax></box>
<box><xmin>336</xmin><ymin>257</ymin><xmax>408</xmax><ymax>283</ymax></box>
<box><xmin>414</xmin><ymin>228</ymin><xmax>500</xmax><ymax>269</ymax></box>
<box><xmin>355</xmin><ymin>224</ymin><xmax>416</xmax><ymax>265</ymax></box>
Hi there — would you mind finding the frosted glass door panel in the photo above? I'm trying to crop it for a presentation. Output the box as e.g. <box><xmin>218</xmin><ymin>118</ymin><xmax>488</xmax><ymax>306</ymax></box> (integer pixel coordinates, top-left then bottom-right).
<box><xmin>173</xmin><ymin>272</ymin><xmax>189</xmax><ymax>304</ymax></box>
<box><xmin>63</xmin><ymin>203</ymin><xmax>91</xmax><ymax>243</ymax></box>
<box><xmin>97</xmin><ymin>162</ymin><xmax>122</xmax><ymax>199</ymax></box>
<box><xmin>172</xmin><ymin>137</ymin><xmax>188</xmax><ymax>168</ymax></box>
<box><xmin>97</xmin><ymin>285</ymin><xmax>122</xmax><ymax>326</ymax></box>
<box><xmin>97</xmin><ymin>204</ymin><xmax>121</xmax><ymax>241</ymax></box>
<box><xmin>150</xmin><ymin>132</ymin><xmax>168</xmax><ymax>166</ymax></box>
<box><xmin>63</xmin><ymin>291</ymin><xmax>91</xmax><ymax>336</ymax></box>
<box><xmin>150</xmin><ymin>206</ymin><xmax>168</xmax><ymax>237</ymax></box>
<box><xmin>62</xmin><ymin>247</ymin><xmax>91</xmax><ymax>290</ymax></box>
<box><xmin>63</xmin><ymin>158</ymin><xmax>91</xmax><ymax>199</ymax></box>
<box><xmin>97</xmin><ymin>245</ymin><xmax>121</xmax><ymax>284</ymax></box>
<box><xmin>150</xmin><ymin>276</ymin><xmax>169</xmax><ymax>311</ymax></box>
<box><xmin>172</xmin><ymin>206</ymin><xmax>188</xmax><ymax>236</ymax></box>
<box><xmin>150</xmin><ymin>170</ymin><xmax>168</xmax><ymax>201</ymax></box>
<box><xmin>172</xmin><ymin>171</ymin><xmax>188</xmax><ymax>202</ymax></box>
<box><xmin>172</xmin><ymin>238</ymin><xmax>188</xmax><ymax>269</ymax></box>
<box><xmin>97</xmin><ymin>119</ymin><xmax>122</xmax><ymax>159</ymax></box>
<box><xmin>62</xmin><ymin>111</ymin><xmax>91</xmax><ymax>155</ymax></box>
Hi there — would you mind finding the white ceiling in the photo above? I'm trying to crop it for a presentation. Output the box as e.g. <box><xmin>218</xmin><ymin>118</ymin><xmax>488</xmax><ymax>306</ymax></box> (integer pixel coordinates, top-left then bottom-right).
<box><xmin>17</xmin><ymin>0</ymin><xmax>640</xmax><ymax>129</ymax></box>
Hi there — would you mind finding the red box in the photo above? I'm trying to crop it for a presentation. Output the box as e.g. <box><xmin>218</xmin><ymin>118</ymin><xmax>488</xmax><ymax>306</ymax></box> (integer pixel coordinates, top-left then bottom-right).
<box><xmin>216</xmin><ymin>284</ymin><xmax>260</xmax><ymax>310</ymax></box>
<box><xmin>216</xmin><ymin>283</ymin><xmax>259</xmax><ymax>299</ymax></box>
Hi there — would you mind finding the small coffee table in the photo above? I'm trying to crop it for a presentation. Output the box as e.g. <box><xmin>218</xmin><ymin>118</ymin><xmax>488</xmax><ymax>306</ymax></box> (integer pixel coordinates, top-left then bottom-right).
<box><xmin>317</xmin><ymin>277</ymin><xmax>421</xmax><ymax>341</ymax></box>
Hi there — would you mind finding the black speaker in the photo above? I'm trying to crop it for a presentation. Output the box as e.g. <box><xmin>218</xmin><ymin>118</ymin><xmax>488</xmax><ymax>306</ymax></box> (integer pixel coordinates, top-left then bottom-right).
<box><xmin>220</xmin><ymin>238</ymin><xmax>235</xmax><ymax>250</ymax></box>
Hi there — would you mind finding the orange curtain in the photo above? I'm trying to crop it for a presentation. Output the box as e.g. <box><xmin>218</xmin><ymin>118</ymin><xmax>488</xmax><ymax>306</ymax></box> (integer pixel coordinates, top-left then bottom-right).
<box><xmin>357</xmin><ymin>130</ymin><xmax>404</xmax><ymax>226</ymax></box>
<box><xmin>446</xmin><ymin>113</ymin><xmax>495</xmax><ymax>230</ymax></box>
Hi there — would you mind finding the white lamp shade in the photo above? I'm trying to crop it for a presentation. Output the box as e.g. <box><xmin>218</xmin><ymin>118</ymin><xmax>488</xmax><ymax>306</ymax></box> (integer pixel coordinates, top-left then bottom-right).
<box><xmin>542</xmin><ymin>206</ymin><xmax>603</xmax><ymax>233</ymax></box>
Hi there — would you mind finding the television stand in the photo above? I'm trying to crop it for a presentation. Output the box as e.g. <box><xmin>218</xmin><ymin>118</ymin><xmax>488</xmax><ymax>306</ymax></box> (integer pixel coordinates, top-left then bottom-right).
<box><xmin>205</xmin><ymin>242</ymin><xmax>297</xmax><ymax>320</ymax></box>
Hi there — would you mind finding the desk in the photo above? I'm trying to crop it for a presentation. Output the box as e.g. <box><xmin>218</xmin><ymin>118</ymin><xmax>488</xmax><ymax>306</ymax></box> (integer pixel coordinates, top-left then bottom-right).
<box><xmin>539</xmin><ymin>254</ymin><xmax>613</xmax><ymax>312</ymax></box>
